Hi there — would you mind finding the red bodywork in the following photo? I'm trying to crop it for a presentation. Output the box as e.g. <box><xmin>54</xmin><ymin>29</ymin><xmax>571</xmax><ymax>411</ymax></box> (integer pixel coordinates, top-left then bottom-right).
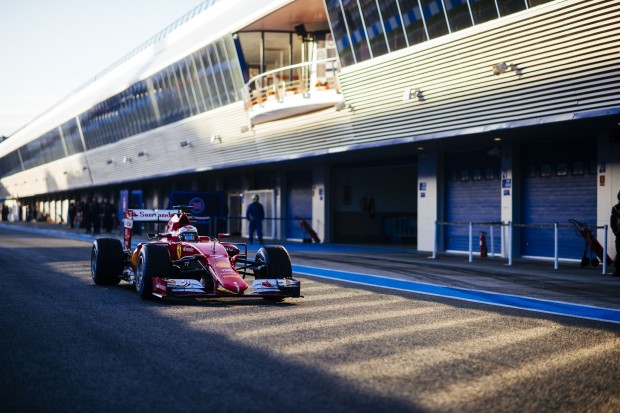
<box><xmin>124</xmin><ymin>209</ymin><xmax>250</xmax><ymax>297</ymax></box>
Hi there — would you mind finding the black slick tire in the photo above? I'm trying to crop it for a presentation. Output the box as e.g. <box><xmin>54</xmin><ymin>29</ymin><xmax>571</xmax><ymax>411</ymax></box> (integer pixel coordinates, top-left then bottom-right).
<box><xmin>91</xmin><ymin>238</ymin><xmax>123</xmax><ymax>285</ymax></box>
<box><xmin>136</xmin><ymin>244</ymin><xmax>171</xmax><ymax>300</ymax></box>
<box><xmin>254</xmin><ymin>245</ymin><xmax>292</xmax><ymax>279</ymax></box>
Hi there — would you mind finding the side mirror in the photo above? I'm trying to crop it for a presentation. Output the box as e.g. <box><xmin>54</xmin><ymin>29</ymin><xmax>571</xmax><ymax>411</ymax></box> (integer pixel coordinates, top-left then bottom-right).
<box><xmin>217</xmin><ymin>233</ymin><xmax>231</xmax><ymax>239</ymax></box>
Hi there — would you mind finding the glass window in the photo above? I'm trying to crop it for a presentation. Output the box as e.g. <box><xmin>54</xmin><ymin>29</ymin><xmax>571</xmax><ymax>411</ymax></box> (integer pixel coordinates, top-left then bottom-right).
<box><xmin>222</xmin><ymin>35</ymin><xmax>244</xmax><ymax>101</ymax></box>
<box><xmin>184</xmin><ymin>56</ymin><xmax>202</xmax><ymax>114</ymax></box>
<box><xmin>399</xmin><ymin>0</ymin><xmax>427</xmax><ymax>46</ymax></box>
<box><xmin>118</xmin><ymin>90</ymin><xmax>134</xmax><ymax>139</ymax></box>
<box><xmin>237</xmin><ymin>32</ymin><xmax>262</xmax><ymax>81</ymax></box>
<box><xmin>444</xmin><ymin>0</ymin><xmax>473</xmax><ymax>32</ymax></box>
<box><xmin>360</xmin><ymin>0</ymin><xmax>389</xmax><ymax>57</ymax></box>
<box><xmin>326</xmin><ymin>0</ymin><xmax>355</xmax><ymax>66</ymax></box>
<box><xmin>469</xmin><ymin>0</ymin><xmax>498</xmax><ymax>24</ymax></box>
<box><xmin>60</xmin><ymin>118</ymin><xmax>84</xmax><ymax>156</ymax></box>
<box><xmin>0</xmin><ymin>150</ymin><xmax>22</xmax><ymax>177</ymax></box>
<box><xmin>497</xmin><ymin>0</ymin><xmax>527</xmax><ymax>16</ymax></box>
<box><xmin>195</xmin><ymin>49</ymin><xmax>216</xmax><ymax>110</ymax></box>
<box><xmin>145</xmin><ymin>78</ymin><xmax>160</xmax><ymax>129</ymax></box>
<box><xmin>202</xmin><ymin>46</ymin><xmax>222</xmax><ymax>107</ymax></box>
<box><xmin>380</xmin><ymin>0</ymin><xmax>408</xmax><ymax>52</ymax></box>
<box><xmin>187</xmin><ymin>55</ymin><xmax>207</xmax><ymax>113</ymax></box>
<box><xmin>342</xmin><ymin>0</ymin><xmax>372</xmax><ymax>61</ymax></box>
<box><xmin>292</xmin><ymin>32</ymin><xmax>304</xmax><ymax>66</ymax></box>
<box><xmin>208</xmin><ymin>44</ymin><xmax>228</xmax><ymax>106</ymax></box>
<box><xmin>174</xmin><ymin>62</ymin><xmax>194</xmax><ymax>117</ymax></box>
<box><xmin>216</xmin><ymin>39</ymin><xmax>239</xmax><ymax>103</ymax></box>
<box><xmin>136</xmin><ymin>80</ymin><xmax>156</xmax><ymax>132</ymax></box>
<box><xmin>419</xmin><ymin>0</ymin><xmax>450</xmax><ymax>39</ymax></box>
<box><xmin>79</xmin><ymin>110</ymin><xmax>96</xmax><ymax>150</ymax></box>
<box><xmin>154</xmin><ymin>72</ymin><xmax>171</xmax><ymax>125</ymax></box>
<box><xmin>264</xmin><ymin>32</ymin><xmax>291</xmax><ymax>73</ymax></box>
<box><xmin>165</xmin><ymin>67</ymin><xmax>185</xmax><ymax>122</ymax></box>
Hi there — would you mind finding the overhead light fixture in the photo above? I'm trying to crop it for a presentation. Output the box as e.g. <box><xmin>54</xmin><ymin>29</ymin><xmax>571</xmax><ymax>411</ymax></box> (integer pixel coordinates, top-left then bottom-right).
<box><xmin>492</xmin><ymin>62</ymin><xmax>521</xmax><ymax>76</ymax></box>
<box><xmin>402</xmin><ymin>88</ymin><xmax>424</xmax><ymax>102</ymax></box>
<box><xmin>294</xmin><ymin>24</ymin><xmax>307</xmax><ymax>38</ymax></box>
<box><xmin>493</xmin><ymin>137</ymin><xmax>502</xmax><ymax>142</ymax></box>
<box><xmin>180</xmin><ymin>140</ymin><xmax>191</xmax><ymax>148</ymax></box>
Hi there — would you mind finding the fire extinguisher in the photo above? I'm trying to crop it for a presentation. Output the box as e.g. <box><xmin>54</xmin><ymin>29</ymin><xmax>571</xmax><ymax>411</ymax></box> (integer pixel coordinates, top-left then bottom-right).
<box><xmin>480</xmin><ymin>231</ymin><xmax>488</xmax><ymax>258</ymax></box>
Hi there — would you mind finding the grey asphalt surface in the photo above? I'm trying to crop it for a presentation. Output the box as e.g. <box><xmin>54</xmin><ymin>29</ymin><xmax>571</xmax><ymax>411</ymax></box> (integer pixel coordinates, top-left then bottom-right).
<box><xmin>1</xmin><ymin>222</ymin><xmax>619</xmax><ymax>412</ymax></box>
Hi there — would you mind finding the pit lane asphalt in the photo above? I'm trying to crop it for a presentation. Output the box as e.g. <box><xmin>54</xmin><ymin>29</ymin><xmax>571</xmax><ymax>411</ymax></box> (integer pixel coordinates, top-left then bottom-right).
<box><xmin>4</xmin><ymin>221</ymin><xmax>620</xmax><ymax>322</ymax></box>
<box><xmin>1</xmin><ymin>222</ymin><xmax>620</xmax><ymax>413</ymax></box>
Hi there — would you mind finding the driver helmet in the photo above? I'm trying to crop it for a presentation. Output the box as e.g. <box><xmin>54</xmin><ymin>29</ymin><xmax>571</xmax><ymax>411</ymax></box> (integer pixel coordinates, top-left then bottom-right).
<box><xmin>178</xmin><ymin>225</ymin><xmax>199</xmax><ymax>242</ymax></box>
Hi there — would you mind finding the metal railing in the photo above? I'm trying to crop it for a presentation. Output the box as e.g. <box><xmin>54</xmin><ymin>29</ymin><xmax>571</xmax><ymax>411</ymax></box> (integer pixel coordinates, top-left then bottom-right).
<box><xmin>242</xmin><ymin>58</ymin><xmax>341</xmax><ymax>110</ymax></box>
<box><xmin>432</xmin><ymin>221</ymin><xmax>611</xmax><ymax>274</ymax></box>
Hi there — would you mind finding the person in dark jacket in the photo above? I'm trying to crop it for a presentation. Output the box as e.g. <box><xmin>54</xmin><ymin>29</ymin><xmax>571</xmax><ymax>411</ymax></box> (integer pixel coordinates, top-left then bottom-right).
<box><xmin>246</xmin><ymin>194</ymin><xmax>264</xmax><ymax>244</ymax></box>
<box><xmin>101</xmin><ymin>198</ymin><xmax>115</xmax><ymax>233</ymax></box>
<box><xmin>68</xmin><ymin>201</ymin><xmax>77</xmax><ymax>228</ymax></box>
<box><xmin>611</xmin><ymin>190</ymin><xmax>620</xmax><ymax>276</ymax></box>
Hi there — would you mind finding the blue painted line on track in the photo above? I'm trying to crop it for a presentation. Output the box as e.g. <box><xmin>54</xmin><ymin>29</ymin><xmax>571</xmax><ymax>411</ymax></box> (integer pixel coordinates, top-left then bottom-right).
<box><xmin>293</xmin><ymin>265</ymin><xmax>620</xmax><ymax>325</ymax></box>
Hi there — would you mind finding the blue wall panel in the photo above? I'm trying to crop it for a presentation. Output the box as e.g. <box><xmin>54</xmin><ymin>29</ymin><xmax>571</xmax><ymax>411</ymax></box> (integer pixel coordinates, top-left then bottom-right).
<box><xmin>286</xmin><ymin>170</ymin><xmax>313</xmax><ymax>240</ymax></box>
<box><xmin>521</xmin><ymin>140</ymin><xmax>596</xmax><ymax>259</ymax></box>
<box><xmin>445</xmin><ymin>150</ymin><xmax>501</xmax><ymax>252</ymax></box>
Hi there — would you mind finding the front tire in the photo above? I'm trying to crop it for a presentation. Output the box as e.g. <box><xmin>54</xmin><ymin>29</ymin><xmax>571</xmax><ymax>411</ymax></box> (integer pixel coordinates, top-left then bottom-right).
<box><xmin>91</xmin><ymin>238</ymin><xmax>123</xmax><ymax>285</ymax></box>
<box><xmin>136</xmin><ymin>244</ymin><xmax>171</xmax><ymax>299</ymax></box>
<box><xmin>254</xmin><ymin>245</ymin><xmax>292</xmax><ymax>279</ymax></box>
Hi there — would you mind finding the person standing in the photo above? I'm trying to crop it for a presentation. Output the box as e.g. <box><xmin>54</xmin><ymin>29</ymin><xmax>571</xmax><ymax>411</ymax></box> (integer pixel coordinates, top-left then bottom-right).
<box><xmin>611</xmin><ymin>190</ymin><xmax>620</xmax><ymax>276</ymax></box>
<box><xmin>92</xmin><ymin>197</ymin><xmax>101</xmax><ymax>234</ymax></box>
<box><xmin>101</xmin><ymin>198</ymin><xmax>115</xmax><ymax>233</ymax></box>
<box><xmin>68</xmin><ymin>201</ymin><xmax>77</xmax><ymax>228</ymax></box>
<box><xmin>246</xmin><ymin>194</ymin><xmax>264</xmax><ymax>244</ymax></box>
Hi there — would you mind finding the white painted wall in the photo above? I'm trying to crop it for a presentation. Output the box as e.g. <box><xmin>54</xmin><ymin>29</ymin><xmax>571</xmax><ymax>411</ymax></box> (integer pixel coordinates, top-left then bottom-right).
<box><xmin>597</xmin><ymin>134</ymin><xmax>620</xmax><ymax>262</ymax></box>
<box><xmin>417</xmin><ymin>152</ymin><xmax>438</xmax><ymax>252</ymax></box>
<box><xmin>312</xmin><ymin>166</ymin><xmax>327</xmax><ymax>243</ymax></box>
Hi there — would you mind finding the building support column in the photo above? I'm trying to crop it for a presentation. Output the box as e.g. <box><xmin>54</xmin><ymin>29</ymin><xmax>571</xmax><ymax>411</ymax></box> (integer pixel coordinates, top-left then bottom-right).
<box><xmin>417</xmin><ymin>152</ymin><xmax>440</xmax><ymax>252</ymax></box>
<box><xmin>312</xmin><ymin>166</ymin><xmax>329</xmax><ymax>243</ymax></box>
<box><xmin>598</xmin><ymin>133</ymin><xmax>620</xmax><ymax>262</ymax></box>
<box><xmin>500</xmin><ymin>142</ymin><xmax>517</xmax><ymax>258</ymax></box>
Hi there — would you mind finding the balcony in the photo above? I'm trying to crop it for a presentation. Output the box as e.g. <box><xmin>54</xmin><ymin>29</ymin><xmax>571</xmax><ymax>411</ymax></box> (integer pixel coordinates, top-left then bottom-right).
<box><xmin>243</xmin><ymin>57</ymin><xmax>343</xmax><ymax>125</ymax></box>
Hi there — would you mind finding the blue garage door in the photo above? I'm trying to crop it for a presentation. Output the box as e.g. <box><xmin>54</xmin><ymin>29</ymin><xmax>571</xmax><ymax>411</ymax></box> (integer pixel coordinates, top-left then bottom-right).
<box><xmin>521</xmin><ymin>140</ymin><xmax>596</xmax><ymax>259</ymax></box>
<box><xmin>445</xmin><ymin>150</ymin><xmax>501</xmax><ymax>252</ymax></box>
<box><xmin>286</xmin><ymin>170</ymin><xmax>313</xmax><ymax>240</ymax></box>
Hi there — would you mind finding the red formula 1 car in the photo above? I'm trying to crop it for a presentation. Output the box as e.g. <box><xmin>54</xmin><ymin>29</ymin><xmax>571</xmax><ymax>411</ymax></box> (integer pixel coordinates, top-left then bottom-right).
<box><xmin>90</xmin><ymin>206</ymin><xmax>301</xmax><ymax>301</ymax></box>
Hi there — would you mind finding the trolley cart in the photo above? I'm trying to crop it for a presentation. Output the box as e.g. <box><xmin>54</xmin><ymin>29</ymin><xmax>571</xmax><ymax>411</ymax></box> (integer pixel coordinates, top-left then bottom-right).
<box><xmin>569</xmin><ymin>219</ymin><xmax>613</xmax><ymax>267</ymax></box>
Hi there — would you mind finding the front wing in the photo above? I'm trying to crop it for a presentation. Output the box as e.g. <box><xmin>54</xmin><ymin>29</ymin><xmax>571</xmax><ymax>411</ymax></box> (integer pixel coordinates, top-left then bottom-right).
<box><xmin>152</xmin><ymin>277</ymin><xmax>301</xmax><ymax>299</ymax></box>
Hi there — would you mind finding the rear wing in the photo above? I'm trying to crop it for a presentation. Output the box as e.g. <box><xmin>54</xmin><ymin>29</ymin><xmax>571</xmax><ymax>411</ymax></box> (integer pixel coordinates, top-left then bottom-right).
<box><xmin>123</xmin><ymin>209</ymin><xmax>177</xmax><ymax>250</ymax></box>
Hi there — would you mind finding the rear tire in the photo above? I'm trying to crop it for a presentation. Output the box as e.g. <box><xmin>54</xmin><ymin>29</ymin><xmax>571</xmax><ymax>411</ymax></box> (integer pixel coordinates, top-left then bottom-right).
<box><xmin>254</xmin><ymin>245</ymin><xmax>292</xmax><ymax>279</ymax></box>
<box><xmin>136</xmin><ymin>244</ymin><xmax>171</xmax><ymax>299</ymax></box>
<box><xmin>91</xmin><ymin>238</ymin><xmax>123</xmax><ymax>285</ymax></box>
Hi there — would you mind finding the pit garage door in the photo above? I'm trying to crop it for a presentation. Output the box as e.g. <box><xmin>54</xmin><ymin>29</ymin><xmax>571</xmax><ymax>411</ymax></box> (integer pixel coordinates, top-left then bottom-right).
<box><xmin>445</xmin><ymin>150</ymin><xmax>501</xmax><ymax>252</ymax></box>
<box><xmin>286</xmin><ymin>170</ymin><xmax>312</xmax><ymax>240</ymax></box>
<box><xmin>521</xmin><ymin>140</ymin><xmax>596</xmax><ymax>259</ymax></box>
